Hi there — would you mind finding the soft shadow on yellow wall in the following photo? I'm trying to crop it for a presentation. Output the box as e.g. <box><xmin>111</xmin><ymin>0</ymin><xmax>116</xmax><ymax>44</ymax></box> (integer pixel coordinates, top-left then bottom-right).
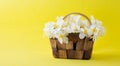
<box><xmin>0</xmin><ymin>0</ymin><xmax>120</xmax><ymax>66</ymax></box>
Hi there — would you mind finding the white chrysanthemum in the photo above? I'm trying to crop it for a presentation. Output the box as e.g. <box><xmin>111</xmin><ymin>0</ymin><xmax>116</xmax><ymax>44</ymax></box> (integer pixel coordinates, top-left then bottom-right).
<box><xmin>56</xmin><ymin>16</ymin><xmax>66</xmax><ymax>28</ymax></box>
<box><xmin>71</xmin><ymin>15</ymin><xmax>81</xmax><ymax>23</ymax></box>
<box><xmin>65</xmin><ymin>15</ymin><xmax>80</xmax><ymax>25</ymax></box>
<box><xmin>44</xmin><ymin>22</ymin><xmax>60</xmax><ymax>38</ymax></box>
<box><xmin>91</xmin><ymin>16</ymin><xmax>102</xmax><ymax>26</ymax></box>
<box><xmin>87</xmin><ymin>16</ymin><xmax>105</xmax><ymax>40</ymax></box>
<box><xmin>55</xmin><ymin>31</ymin><xmax>68</xmax><ymax>44</ymax></box>
<box><xmin>79</xmin><ymin>28</ymin><xmax>88</xmax><ymax>39</ymax></box>
<box><xmin>56</xmin><ymin>16</ymin><xmax>71</xmax><ymax>33</ymax></box>
<box><xmin>79</xmin><ymin>32</ymin><xmax>86</xmax><ymax>39</ymax></box>
<box><xmin>69</xmin><ymin>23</ymin><xmax>80</xmax><ymax>33</ymax></box>
<box><xmin>80</xmin><ymin>20</ymin><xmax>89</xmax><ymax>27</ymax></box>
<box><xmin>63</xmin><ymin>15</ymin><xmax>82</xmax><ymax>33</ymax></box>
<box><xmin>44</xmin><ymin>15</ymin><xmax>105</xmax><ymax>44</ymax></box>
<box><xmin>44</xmin><ymin>22</ymin><xmax>54</xmax><ymax>38</ymax></box>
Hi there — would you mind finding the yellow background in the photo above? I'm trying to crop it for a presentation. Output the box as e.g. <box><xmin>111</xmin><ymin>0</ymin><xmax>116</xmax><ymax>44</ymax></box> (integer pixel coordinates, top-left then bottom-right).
<box><xmin>0</xmin><ymin>0</ymin><xmax>120</xmax><ymax>66</ymax></box>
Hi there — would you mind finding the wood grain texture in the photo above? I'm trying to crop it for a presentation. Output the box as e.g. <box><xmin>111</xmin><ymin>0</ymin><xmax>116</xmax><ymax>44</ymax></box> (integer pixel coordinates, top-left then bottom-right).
<box><xmin>68</xmin><ymin>33</ymin><xmax>79</xmax><ymax>43</ymax></box>
<box><xmin>84</xmin><ymin>37</ymin><xmax>94</xmax><ymax>50</ymax></box>
<box><xmin>75</xmin><ymin>50</ymin><xmax>83</xmax><ymax>59</ymax></box>
<box><xmin>50</xmin><ymin>38</ymin><xmax>57</xmax><ymax>48</ymax></box>
<box><xmin>66</xmin><ymin>41</ymin><xmax>73</xmax><ymax>50</ymax></box>
<box><xmin>83</xmin><ymin>48</ymin><xmax>93</xmax><ymax>60</ymax></box>
<box><xmin>52</xmin><ymin>48</ymin><xmax>59</xmax><ymax>58</ymax></box>
<box><xmin>58</xmin><ymin>50</ymin><xmax>67</xmax><ymax>58</ymax></box>
<box><xmin>57</xmin><ymin>41</ymin><xmax>66</xmax><ymax>50</ymax></box>
<box><xmin>76</xmin><ymin>39</ymin><xmax>84</xmax><ymax>50</ymax></box>
<box><xmin>50</xmin><ymin>34</ymin><xmax>94</xmax><ymax>60</ymax></box>
<box><xmin>67</xmin><ymin>50</ymin><xmax>75</xmax><ymax>59</ymax></box>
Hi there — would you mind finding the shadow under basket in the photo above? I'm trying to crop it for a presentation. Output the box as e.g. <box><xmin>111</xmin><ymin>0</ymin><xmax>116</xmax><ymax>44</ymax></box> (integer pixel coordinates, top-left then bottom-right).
<box><xmin>50</xmin><ymin>33</ymin><xmax>94</xmax><ymax>60</ymax></box>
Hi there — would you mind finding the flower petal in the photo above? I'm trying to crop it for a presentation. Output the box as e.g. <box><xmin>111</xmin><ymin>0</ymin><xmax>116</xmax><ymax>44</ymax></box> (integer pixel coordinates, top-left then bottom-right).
<box><xmin>79</xmin><ymin>33</ymin><xmax>85</xmax><ymax>39</ymax></box>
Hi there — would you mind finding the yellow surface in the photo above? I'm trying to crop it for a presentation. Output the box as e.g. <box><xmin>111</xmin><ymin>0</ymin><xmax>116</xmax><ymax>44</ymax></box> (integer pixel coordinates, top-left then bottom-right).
<box><xmin>0</xmin><ymin>0</ymin><xmax>120</xmax><ymax>66</ymax></box>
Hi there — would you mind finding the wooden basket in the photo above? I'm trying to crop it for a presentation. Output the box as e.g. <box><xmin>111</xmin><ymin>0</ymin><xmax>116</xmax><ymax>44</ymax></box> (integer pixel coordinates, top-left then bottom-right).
<box><xmin>50</xmin><ymin>13</ymin><xmax>94</xmax><ymax>60</ymax></box>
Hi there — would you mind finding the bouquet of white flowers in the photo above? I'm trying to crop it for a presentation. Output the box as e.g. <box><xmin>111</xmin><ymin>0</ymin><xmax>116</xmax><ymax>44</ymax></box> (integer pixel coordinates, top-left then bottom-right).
<box><xmin>44</xmin><ymin>13</ymin><xmax>105</xmax><ymax>59</ymax></box>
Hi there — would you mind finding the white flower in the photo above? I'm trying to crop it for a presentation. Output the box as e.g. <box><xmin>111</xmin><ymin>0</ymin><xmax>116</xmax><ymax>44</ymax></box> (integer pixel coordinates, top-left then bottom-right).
<box><xmin>58</xmin><ymin>36</ymin><xmax>68</xmax><ymax>44</ymax></box>
<box><xmin>56</xmin><ymin>16</ymin><xmax>72</xmax><ymax>33</ymax></box>
<box><xmin>87</xmin><ymin>25</ymin><xmax>95</xmax><ymax>36</ymax></box>
<box><xmin>71</xmin><ymin>15</ymin><xmax>81</xmax><ymax>23</ymax></box>
<box><xmin>79</xmin><ymin>20</ymin><xmax>89</xmax><ymax>29</ymax></box>
<box><xmin>44</xmin><ymin>22</ymin><xmax>59</xmax><ymax>38</ymax></box>
<box><xmin>87</xmin><ymin>16</ymin><xmax>105</xmax><ymax>40</ymax></box>
<box><xmin>79</xmin><ymin>28</ymin><xmax>88</xmax><ymax>39</ymax></box>
<box><xmin>79</xmin><ymin>33</ymin><xmax>86</xmax><ymax>39</ymax></box>
<box><xmin>44</xmin><ymin>22</ymin><xmax>54</xmax><ymax>38</ymax></box>
<box><xmin>65</xmin><ymin>15</ymin><xmax>80</xmax><ymax>25</ymax></box>
<box><xmin>56</xmin><ymin>32</ymin><xmax>68</xmax><ymax>44</ymax></box>
<box><xmin>56</xmin><ymin>16</ymin><xmax>65</xmax><ymax>28</ymax></box>
<box><xmin>91</xmin><ymin>16</ymin><xmax>102</xmax><ymax>26</ymax></box>
<box><xmin>70</xmin><ymin>23</ymin><xmax>80</xmax><ymax>33</ymax></box>
<box><xmin>44</xmin><ymin>15</ymin><xmax>105</xmax><ymax>44</ymax></box>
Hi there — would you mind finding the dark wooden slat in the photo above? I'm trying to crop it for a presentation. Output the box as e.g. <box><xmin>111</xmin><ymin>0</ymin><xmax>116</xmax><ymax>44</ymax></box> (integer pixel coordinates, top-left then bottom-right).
<box><xmin>57</xmin><ymin>41</ymin><xmax>66</xmax><ymax>50</ymax></box>
<box><xmin>52</xmin><ymin>48</ymin><xmax>59</xmax><ymax>58</ymax></box>
<box><xmin>75</xmin><ymin>50</ymin><xmax>83</xmax><ymax>59</ymax></box>
<box><xmin>76</xmin><ymin>39</ymin><xmax>84</xmax><ymax>50</ymax></box>
<box><xmin>67</xmin><ymin>50</ymin><xmax>75</xmax><ymax>59</ymax></box>
<box><xmin>66</xmin><ymin>41</ymin><xmax>73</xmax><ymax>50</ymax></box>
<box><xmin>83</xmin><ymin>48</ymin><xmax>93</xmax><ymax>60</ymax></box>
<box><xmin>84</xmin><ymin>37</ymin><xmax>94</xmax><ymax>50</ymax></box>
<box><xmin>58</xmin><ymin>50</ymin><xmax>67</xmax><ymax>58</ymax></box>
<box><xmin>68</xmin><ymin>33</ymin><xmax>79</xmax><ymax>43</ymax></box>
<box><xmin>50</xmin><ymin>39</ymin><xmax>57</xmax><ymax>48</ymax></box>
